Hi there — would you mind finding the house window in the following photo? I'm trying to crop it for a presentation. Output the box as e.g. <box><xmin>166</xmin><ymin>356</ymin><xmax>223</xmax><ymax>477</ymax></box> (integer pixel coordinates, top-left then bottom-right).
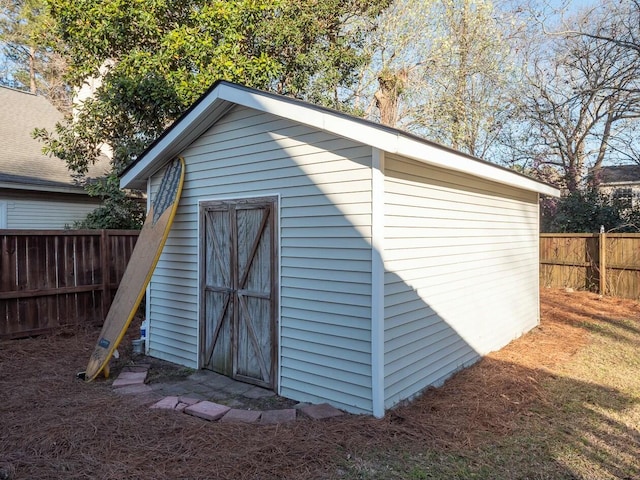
<box><xmin>612</xmin><ymin>188</ymin><xmax>633</xmax><ymax>209</ymax></box>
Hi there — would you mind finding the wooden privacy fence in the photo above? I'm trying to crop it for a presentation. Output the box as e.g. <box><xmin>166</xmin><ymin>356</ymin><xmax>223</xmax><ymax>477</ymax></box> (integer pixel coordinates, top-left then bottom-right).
<box><xmin>540</xmin><ymin>233</ymin><xmax>640</xmax><ymax>300</ymax></box>
<box><xmin>0</xmin><ymin>230</ymin><xmax>139</xmax><ymax>339</ymax></box>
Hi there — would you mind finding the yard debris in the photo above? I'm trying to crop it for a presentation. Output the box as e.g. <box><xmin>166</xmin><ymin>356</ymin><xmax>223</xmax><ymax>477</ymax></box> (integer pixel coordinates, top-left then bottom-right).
<box><xmin>0</xmin><ymin>463</ymin><xmax>14</xmax><ymax>480</ymax></box>
<box><xmin>1</xmin><ymin>289</ymin><xmax>638</xmax><ymax>479</ymax></box>
<box><xmin>299</xmin><ymin>403</ymin><xmax>345</xmax><ymax>420</ymax></box>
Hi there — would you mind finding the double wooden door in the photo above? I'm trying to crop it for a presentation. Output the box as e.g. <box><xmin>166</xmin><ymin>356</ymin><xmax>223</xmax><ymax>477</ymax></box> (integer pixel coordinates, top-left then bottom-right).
<box><xmin>200</xmin><ymin>197</ymin><xmax>277</xmax><ymax>389</ymax></box>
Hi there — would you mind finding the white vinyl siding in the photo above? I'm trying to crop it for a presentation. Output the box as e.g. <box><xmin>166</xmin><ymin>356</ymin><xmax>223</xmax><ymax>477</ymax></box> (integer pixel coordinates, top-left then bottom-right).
<box><xmin>0</xmin><ymin>194</ymin><xmax>101</xmax><ymax>229</ymax></box>
<box><xmin>128</xmin><ymin>83</ymin><xmax>557</xmax><ymax>417</ymax></box>
<box><xmin>147</xmin><ymin>106</ymin><xmax>374</xmax><ymax>414</ymax></box>
<box><xmin>0</xmin><ymin>201</ymin><xmax>6</xmax><ymax>228</ymax></box>
<box><xmin>383</xmin><ymin>154</ymin><xmax>540</xmax><ymax>409</ymax></box>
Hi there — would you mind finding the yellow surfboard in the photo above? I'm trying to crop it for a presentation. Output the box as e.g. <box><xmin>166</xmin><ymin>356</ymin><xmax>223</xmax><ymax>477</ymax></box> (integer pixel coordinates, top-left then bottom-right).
<box><xmin>84</xmin><ymin>157</ymin><xmax>185</xmax><ymax>381</ymax></box>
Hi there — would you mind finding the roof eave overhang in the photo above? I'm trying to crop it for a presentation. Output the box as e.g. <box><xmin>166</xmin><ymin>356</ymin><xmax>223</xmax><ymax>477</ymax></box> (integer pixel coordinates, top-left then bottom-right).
<box><xmin>120</xmin><ymin>88</ymin><xmax>232</xmax><ymax>189</ymax></box>
<box><xmin>0</xmin><ymin>181</ymin><xmax>88</xmax><ymax>195</ymax></box>
<box><xmin>121</xmin><ymin>82</ymin><xmax>560</xmax><ymax>198</ymax></box>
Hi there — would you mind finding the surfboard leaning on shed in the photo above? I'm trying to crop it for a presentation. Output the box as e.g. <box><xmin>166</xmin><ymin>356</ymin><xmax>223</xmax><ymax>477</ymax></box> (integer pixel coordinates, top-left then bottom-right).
<box><xmin>83</xmin><ymin>157</ymin><xmax>185</xmax><ymax>381</ymax></box>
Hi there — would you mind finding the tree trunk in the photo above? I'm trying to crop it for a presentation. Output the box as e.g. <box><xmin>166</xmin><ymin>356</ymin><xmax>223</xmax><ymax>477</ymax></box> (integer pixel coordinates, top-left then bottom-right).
<box><xmin>374</xmin><ymin>68</ymin><xmax>408</xmax><ymax>126</ymax></box>
<box><xmin>451</xmin><ymin>0</ymin><xmax>470</xmax><ymax>151</ymax></box>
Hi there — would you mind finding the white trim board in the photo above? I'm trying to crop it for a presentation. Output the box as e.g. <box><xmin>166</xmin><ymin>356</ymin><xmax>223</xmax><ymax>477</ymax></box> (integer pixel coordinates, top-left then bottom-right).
<box><xmin>121</xmin><ymin>82</ymin><xmax>560</xmax><ymax>199</ymax></box>
<box><xmin>370</xmin><ymin>148</ymin><xmax>385</xmax><ymax>418</ymax></box>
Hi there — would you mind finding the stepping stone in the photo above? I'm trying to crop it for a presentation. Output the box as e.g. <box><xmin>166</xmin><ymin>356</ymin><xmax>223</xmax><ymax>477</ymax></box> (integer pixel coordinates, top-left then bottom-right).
<box><xmin>113</xmin><ymin>384</ymin><xmax>153</xmax><ymax>395</ymax></box>
<box><xmin>186</xmin><ymin>370</ymin><xmax>213</xmax><ymax>382</ymax></box>
<box><xmin>185</xmin><ymin>383</ymin><xmax>215</xmax><ymax>394</ymax></box>
<box><xmin>179</xmin><ymin>392</ymin><xmax>208</xmax><ymax>401</ymax></box>
<box><xmin>218</xmin><ymin>398</ymin><xmax>245</xmax><ymax>409</ymax></box>
<box><xmin>188</xmin><ymin>370</ymin><xmax>234</xmax><ymax>386</ymax></box>
<box><xmin>221</xmin><ymin>381</ymin><xmax>253</xmax><ymax>396</ymax></box>
<box><xmin>117</xmin><ymin>371</ymin><xmax>148</xmax><ymax>380</ymax></box>
<box><xmin>184</xmin><ymin>401</ymin><xmax>230</xmax><ymax>421</ymax></box>
<box><xmin>260</xmin><ymin>409</ymin><xmax>296</xmax><ymax>424</ymax></box>
<box><xmin>243</xmin><ymin>386</ymin><xmax>275</xmax><ymax>399</ymax></box>
<box><xmin>150</xmin><ymin>396</ymin><xmax>179</xmax><ymax>410</ymax></box>
<box><xmin>113</xmin><ymin>371</ymin><xmax>147</xmax><ymax>388</ymax></box>
<box><xmin>175</xmin><ymin>397</ymin><xmax>201</xmax><ymax>412</ymax></box>
<box><xmin>152</xmin><ymin>383</ymin><xmax>191</xmax><ymax>396</ymax></box>
<box><xmin>121</xmin><ymin>364</ymin><xmax>150</xmax><ymax>373</ymax></box>
<box><xmin>220</xmin><ymin>409</ymin><xmax>262</xmax><ymax>423</ymax></box>
<box><xmin>299</xmin><ymin>403</ymin><xmax>344</xmax><ymax>420</ymax></box>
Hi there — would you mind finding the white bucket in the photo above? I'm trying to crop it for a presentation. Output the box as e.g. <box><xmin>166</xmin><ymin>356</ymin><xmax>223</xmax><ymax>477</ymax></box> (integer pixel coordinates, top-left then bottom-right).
<box><xmin>132</xmin><ymin>338</ymin><xmax>145</xmax><ymax>354</ymax></box>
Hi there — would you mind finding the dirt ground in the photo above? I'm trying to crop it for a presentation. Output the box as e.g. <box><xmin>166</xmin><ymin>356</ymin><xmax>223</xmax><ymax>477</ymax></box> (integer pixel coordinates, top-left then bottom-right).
<box><xmin>0</xmin><ymin>288</ymin><xmax>638</xmax><ymax>479</ymax></box>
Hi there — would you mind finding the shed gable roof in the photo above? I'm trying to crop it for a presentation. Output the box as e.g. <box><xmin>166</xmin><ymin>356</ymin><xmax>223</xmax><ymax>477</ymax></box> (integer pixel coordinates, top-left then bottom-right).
<box><xmin>120</xmin><ymin>81</ymin><xmax>559</xmax><ymax>197</ymax></box>
<box><xmin>0</xmin><ymin>86</ymin><xmax>108</xmax><ymax>194</ymax></box>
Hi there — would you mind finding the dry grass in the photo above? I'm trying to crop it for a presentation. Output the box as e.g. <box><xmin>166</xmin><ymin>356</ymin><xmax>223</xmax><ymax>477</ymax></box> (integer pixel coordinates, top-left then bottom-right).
<box><xmin>1</xmin><ymin>289</ymin><xmax>639</xmax><ymax>479</ymax></box>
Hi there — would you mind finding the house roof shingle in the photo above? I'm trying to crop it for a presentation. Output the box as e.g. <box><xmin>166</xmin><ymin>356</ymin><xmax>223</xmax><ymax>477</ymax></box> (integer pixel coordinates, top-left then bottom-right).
<box><xmin>598</xmin><ymin>165</ymin><xmax>640</xmax><ymax>185</ymax></box>
<box><xmin>0</xmin><ymin>86</ymin><xmax>108</xmax><ymax>193</ymax></box>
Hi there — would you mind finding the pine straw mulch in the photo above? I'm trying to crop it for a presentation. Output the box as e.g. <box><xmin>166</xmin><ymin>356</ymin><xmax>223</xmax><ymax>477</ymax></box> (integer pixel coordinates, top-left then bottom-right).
<box><xmin>1</xmin><ymin>288</ymin><xmax>638</xmax><ymax>480</ymax></box>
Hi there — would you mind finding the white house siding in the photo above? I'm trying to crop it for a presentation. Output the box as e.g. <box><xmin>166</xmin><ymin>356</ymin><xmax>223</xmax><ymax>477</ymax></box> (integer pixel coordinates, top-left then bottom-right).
<box><xmin>383</xmin><ymin>154</ymin><xmax>540</xmax><ymax>408</ymax></box>
<box><xmin>147</xmin><ymin>105</ymin><xmax>375</xmax><ymax>414</ymax></box>
<box><xmin>0</xmin><ymin>201</ymin><xmax>7</xmax><ymax>228</ymax></box>
<box><xmin>0</xmin><ymin>193</ymin><xmax>101</xmax><ymax>229</ymax></box>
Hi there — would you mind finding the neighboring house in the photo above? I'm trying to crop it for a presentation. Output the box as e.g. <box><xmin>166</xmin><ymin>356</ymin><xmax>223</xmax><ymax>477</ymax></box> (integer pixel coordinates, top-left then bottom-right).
<box><xmin>121</xmin><ymin>81</ymin><xmax>560</xmax><ymax>417</ymax></box>
<box><xmin>0</xmin><ymin>86</ymin><xmax>107</xmax><ymax>229</ymax></box>
<box><xmin>596</xmin><ymin>165</ymin><xmax>640</xmax><ymax>209</ymax></box>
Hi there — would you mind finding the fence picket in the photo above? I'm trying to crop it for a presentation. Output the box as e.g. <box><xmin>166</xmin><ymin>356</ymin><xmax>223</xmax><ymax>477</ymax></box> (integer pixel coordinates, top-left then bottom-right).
<box><xmin>2</xmin><ymin>230</ymin><xmax>636</xmax><ymax>338</ymax></box>
<box><xmin>540</xmin><ymin>233</ymin><xmax>640</xmax><ymax>300</ymax></box>
<box><xmin>0</xmin><ymin>230</ymin><xmax>139</xmax><ymax>338</ymax></box>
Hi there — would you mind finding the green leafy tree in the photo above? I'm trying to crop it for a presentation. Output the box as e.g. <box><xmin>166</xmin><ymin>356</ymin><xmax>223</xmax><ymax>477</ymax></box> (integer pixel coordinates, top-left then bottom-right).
<box><xmin>258</xmin><ymin>0</ymin><xmax>389</xmax><ymax>110</ymax></box>
<box><xmin>541</xmin><ymin>188</ymin><xmax>640</xmax><ymax>233</ymax></box>
<box><xmin>352</xmin><ymin>0</ymin><xmax>521</xmax><ymax>158</ymax></box>
<box><xmin>411</xmin><ymin>0</ymin><xmax>518</xmax><ymax>157</ymax></box>
<box><xmin>72</xmin><ymin>175</ymin><xmax>145</xmax><ymax>229</ymax></box>
<box><xmin>35</xmin><ymin>0</ymin><xmax>388</xmax><ymax>228</ymax></box>
<box><xmin>0</xmin><ymin>0</ymin><xmax>70</xmax><ymax>110</ymax></box>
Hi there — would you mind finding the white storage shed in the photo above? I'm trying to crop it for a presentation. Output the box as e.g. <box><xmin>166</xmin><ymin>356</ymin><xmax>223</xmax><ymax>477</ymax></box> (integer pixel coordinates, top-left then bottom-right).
<box><xmin>121</xmin><ymin>81</ymin><xmax>559</xmax><ymax>417</ymax></box>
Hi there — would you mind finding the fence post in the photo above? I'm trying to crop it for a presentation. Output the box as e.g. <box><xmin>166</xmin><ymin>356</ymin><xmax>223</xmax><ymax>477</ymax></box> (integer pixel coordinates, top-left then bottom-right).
<box><xmin>101</xmin><ymin>230</ymin><xmax>110</xmax><ymax>320</ymax></box>
<box><xmin>599</xmin><ymin>231</ymin><xmax>607</xmax><ymax>295</ymax></box>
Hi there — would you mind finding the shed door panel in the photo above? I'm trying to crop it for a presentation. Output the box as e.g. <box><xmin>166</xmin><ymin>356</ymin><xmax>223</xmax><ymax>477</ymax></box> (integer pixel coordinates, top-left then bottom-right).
<box><xmin>201</xmin><ymin>198</ymin><xmax>277</xmax><ymax>389</ymax></box>
<box><xmin>203</xmin><ymin>208</ymin><xmax>233</xmax><ymax>376</ymax></box>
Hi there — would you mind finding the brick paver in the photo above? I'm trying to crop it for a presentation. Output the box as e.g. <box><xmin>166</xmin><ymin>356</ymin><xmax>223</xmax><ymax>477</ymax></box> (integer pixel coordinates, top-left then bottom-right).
<box><xmin>220</xmin><ymin>409</ymin><xmax>262</xmax><ymax>423</ymax></box>
<box><xmin>113</xmin><ymin>384</ymin><xmax>154</xmax><ymax>395</ymax></box>
<box><xmin>114</xmin><ymin>365</ymin><xmax>346</xmax><ymax>425</ymax></box>
<box><xmin>299</xmin><ymin>403</ymin><xmax>344</xmax><ymax>420</ymax></box>
<box><xmin>150</xmin><ymin>396</ymin><xmax>180</xmax><ymax>410</ymax></box>
<box><xmin>175</xmin><ymin>397</ymin><xmax>201</xmax><ymax>412</ymax></box>
<box><xmin>121</xmin><ymin>364</ymin><xmax>151</xmax><ymax>373</ymax></box>
<box><xmin>184</xmin><ymin>401</ymin><xmax>230</xmax><ymax>421</ymax></box>
<box><xmin>112</xmin><ymin>371</ymin><xmax>147</xmax><ymax>388</ymax></box>
<box><xmin>260</xmin><ymin>409</ymin><xmax>296</xmax><ymax>424</ymax></box>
